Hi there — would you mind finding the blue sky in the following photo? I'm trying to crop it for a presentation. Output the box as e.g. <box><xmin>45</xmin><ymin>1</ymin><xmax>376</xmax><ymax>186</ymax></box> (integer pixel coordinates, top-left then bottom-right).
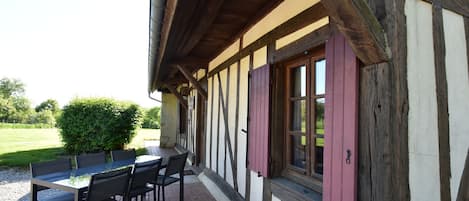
<box><xmin>0</xmin><ymin>0</ymin><xmax>160</xmax><ymax>108</ymax></box>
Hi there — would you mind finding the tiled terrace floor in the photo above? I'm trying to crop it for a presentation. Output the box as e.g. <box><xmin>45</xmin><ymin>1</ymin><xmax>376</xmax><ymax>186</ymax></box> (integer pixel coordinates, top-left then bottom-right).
<box><xmin>143</xmin><ymin>141</ymin><xmax>216</xmax><ymax>201</ymax></box>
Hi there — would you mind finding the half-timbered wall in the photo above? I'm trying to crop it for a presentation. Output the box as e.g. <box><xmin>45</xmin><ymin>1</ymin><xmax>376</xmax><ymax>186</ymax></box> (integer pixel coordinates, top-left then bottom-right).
<box><xmin>406</xmin><ymin>0</ymin><xmax>469</xmax><ymax>200</ymax></box>
<box><xmin>200</xmin><ymin>1</ymin><xmax>330</xmax><ymax>201</ymax></box>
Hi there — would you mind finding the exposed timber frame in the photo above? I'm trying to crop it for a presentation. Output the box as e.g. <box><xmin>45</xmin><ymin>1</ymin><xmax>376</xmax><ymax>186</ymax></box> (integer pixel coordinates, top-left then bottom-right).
<box><xmin>465</xmin><ymin>17</ymin><xmax>469</xmax><ymax>84</ymax></box>
<box><xmin>216</xmin><ymin>72</ymin><xmax>238</xmax><ymax>191</ymax></box>
<box><xmin>321</xmin><ymin>0</ymin><xmax>389</xmax><ymax>65</ymax></box>
<box><xmin>432</xmin><ymin>1</ymin><xmax>451</xmax><ymax>200</ymax></box>
<box><xmin>208</xmin><ymin>3</ymin><xmax>328</xmax><ymax>77</ymax></box>
<box><xmin>357</xmin><ymin>0</ymin><xmax>410</xmax><ymax>201</ymax></box>
<box><xmin>174</xmin><ymin>64</ymin><xmax>208</xmax><ymax>99</ymax></box>
<box><xmin>422</xmin><ymin>0</ymin><xmax>469</xmax><ymax>17</ymax></box>
<box><xmin>166</xmin><ymin>84</ymin><xmax>188</xmax><ymax>109</ymax></box>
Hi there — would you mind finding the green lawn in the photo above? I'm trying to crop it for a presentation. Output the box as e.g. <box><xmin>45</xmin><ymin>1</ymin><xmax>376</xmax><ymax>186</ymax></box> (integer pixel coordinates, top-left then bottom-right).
<box><xmin>0</xmin><ymin>128</ymin><xmax>160</xmax><ymax>168</ymax></box>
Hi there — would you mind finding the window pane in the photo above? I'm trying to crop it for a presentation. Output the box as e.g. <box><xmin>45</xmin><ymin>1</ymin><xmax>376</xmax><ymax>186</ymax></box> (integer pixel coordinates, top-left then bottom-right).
<box><xmin>291</xmin><ymin>65</ymin><xmax>306</xmax><ymax>97</ymax></box>
<box><xmin>314</xmin><ymin>98</ymin><xmax>325</xmax><ymax>175</ymax></box>
<box><xmin>315</xmin><ymin>98</ymin><xmax>325</xmax><ymax>137</ymax></box>
<box><xmin>291</xmin><ymin>135</ymin><xmax>306</xmax><ymax>169</ymax></box>
<box><xmin>291</xmin><ymin>100</ymin><xmax>306</xmax><ymax>132</ymax></box>
<box><xmin>315</xmin><ymin>59</ymin><xmax>326</xmax><ymax>95</ymax></box>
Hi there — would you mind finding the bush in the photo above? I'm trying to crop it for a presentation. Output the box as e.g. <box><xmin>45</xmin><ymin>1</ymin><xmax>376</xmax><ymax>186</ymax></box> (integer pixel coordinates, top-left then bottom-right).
<box><xmin>57</xmin><ymin>98</ymin><xmax>143</xmax><ymax>154</ymax></box>
<box><xmin>141</xmin><ymin>106</ymin><xmax>160</xmax><ymax>129</ymax></box>
<box><xmin>28</xmin><ymin>110</ymin><xmax>56</xmax><ymax>125</ymax></box>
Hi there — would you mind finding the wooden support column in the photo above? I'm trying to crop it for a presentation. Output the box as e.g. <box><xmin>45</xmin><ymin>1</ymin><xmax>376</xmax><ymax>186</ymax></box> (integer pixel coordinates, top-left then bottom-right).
<box><xmin>321</xmin><ymin>0</ymin><xmax>389</xmax><ymax>65</ymax></box>
<box><xmin>166</xmin><ymin>84</ymin><xmax>188</xmax><ymax>109</ymax></box>
<box><xmin>174</xmin><ymin>64</ymin><xmax>208</xmax><ymax>99</ymax></box>
<box><xmin>432</xmin><ymin>1</ymin><xmax>451</xmax><ymax>200</ymax></box>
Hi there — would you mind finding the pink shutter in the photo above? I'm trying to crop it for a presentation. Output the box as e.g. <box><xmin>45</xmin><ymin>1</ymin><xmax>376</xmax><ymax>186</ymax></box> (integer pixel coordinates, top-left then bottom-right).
<box><xmin>323</xmin><ymin>34</ymin><xmax>359</xmax><ymax>201</ymax></box>
<box><xmin>248</xmin><ymin>64</ymin><xmax>270</xmax><ymax>177</ymax></box>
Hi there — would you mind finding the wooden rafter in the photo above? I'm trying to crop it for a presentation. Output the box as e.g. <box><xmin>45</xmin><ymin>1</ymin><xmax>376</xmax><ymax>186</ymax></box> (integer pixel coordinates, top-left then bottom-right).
<box><xmin>165</xmin><ymin>84</ymin><xmax>188</xmax><ymax>109</ymax></box>
<box><xmin>174</xmin><ymin>64</ymin><xmax>208</xmax><ymax>99</ymax></box>
<box><xmin>321</xmin><ymin>0</ymin><xmax>389</xmax><ymax>65</ymax></box>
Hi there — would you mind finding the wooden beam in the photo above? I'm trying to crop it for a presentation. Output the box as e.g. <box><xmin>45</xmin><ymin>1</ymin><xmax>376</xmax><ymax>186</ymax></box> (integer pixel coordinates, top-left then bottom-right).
<box><xmin>209</xmin><ymin>77</ymin><xmax>214</xmax><ymax>170</ymax></box>
<box><xmin>465</xmin><ymin>17</ymin><xmax>469</xmax><ymax>85</ymax></box>
<box><xmin>273</xmin><ymin>25</ymin><xmax>330</xmax><ymax>63</ymax></box>
<box><xmin>171</xmin><ymin>57</ymin><xmax>209</xmax><ymax>67</ymax></box>
<box><xmin>432</xmin><ymin>2</ymin><xmax>451</xmax><ymax>201</ymax></box>
<box><xmin>457</xmin><ymin>150</ymin><xmax>469</xmax><ymax>201</ymax></box>
<box><xmin>208</xmin><ymin>3</ymin><xmax>328</xmax><ymax>77</ymax></box>
<box><xmin>174</xmin><ymin>64</ymin><xmax>208</xmax><ymax>98</ymax></box>
<box><xmin>217</xmin><ymin>73</ymin><xmax>238</xmax><ymax>191</ymax></box>
<box><xmin>422</xmin><ymin>0</ymin><xmax>469</xmax><ymax>18</ymax></box>
<box><xmin>165</xmin><ymin>84</ymin><xmax>188</xmax><ymax>109</ymax></box>
<box><xmin>321</xmin><ymin>0</ymin><xmax>389</xmax><ymax>65</ymax></box>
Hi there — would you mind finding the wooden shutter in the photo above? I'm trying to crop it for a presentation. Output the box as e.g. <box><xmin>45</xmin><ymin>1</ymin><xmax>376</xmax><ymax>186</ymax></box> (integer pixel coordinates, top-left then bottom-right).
<box><xmin>323</xmin><ymin>34</ymin><xmax>359</xmax><ymax>201</ymax></box>
<box><xmin>248</xmin><ymin>64</ymin><xmax>270</xmax><ymax>177</ymax></box>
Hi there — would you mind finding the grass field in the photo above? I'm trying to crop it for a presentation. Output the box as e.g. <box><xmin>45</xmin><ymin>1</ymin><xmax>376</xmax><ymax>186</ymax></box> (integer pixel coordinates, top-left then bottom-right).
<box><xmin>0</xmin><ymin>128</ymin><xmax>160</xmax><ymax>168</ymax></box>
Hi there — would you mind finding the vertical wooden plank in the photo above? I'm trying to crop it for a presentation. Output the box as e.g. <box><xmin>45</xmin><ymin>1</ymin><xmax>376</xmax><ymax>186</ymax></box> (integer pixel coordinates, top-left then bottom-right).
<box><xmin>465</xmin><ymin>17</ymin><xmax>469</xmax><ymax>84</ymax></box>
<box><xmin>331</xmin><ymin>34</ymin><xmax>345</xmax><ymax>201</ymax></box>
<box><xmin>217</xmin><ymin>75</ymin><xmax>221</xmax><ymax>174</ymax></box>
<box><xmin>323</xmin><ymin>32</ymin><xmax>335</xmax><ymax>201</ymax></box>
<box><xmin>342</xmin><ymin>42</ymin><xmax>359</xmax><ymax>201</ymax></box>
<box><xmin>359</xmin><ymin>63</ymin><xmax>393</xmax><ymax>201</ymax></box>
<box><xmin>432</xmin><ymin>2</ymin><xmax>451</xmax><ymax>201</ymax></box>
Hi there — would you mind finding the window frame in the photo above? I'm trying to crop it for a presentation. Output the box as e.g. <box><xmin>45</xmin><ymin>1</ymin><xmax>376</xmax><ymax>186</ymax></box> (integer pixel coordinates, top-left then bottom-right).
<box><xmin>282</xmin><ymin>49</ymin><xmax>326</xmax><ymax>189</ymax></box>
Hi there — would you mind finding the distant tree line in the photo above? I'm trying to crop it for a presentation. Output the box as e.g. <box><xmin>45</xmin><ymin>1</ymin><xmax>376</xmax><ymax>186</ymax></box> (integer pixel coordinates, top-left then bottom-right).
<box><xmin>0</xmin><ymin>77</ymin><xmax>161</xmax><ymax>128</ymax></box>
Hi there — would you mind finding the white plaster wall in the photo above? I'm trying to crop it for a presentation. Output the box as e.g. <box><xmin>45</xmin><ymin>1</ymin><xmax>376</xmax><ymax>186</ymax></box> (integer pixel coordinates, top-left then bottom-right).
<box><xmin>237</xmin><ymin>56</ymin><xmax>250</xmax><ymax>197</ymax></box>
<box><xmin>442</xmin><ymin>9</ymin><xmax>469</xmax><ymax>200</ymax></box>
<box><xmin>272</xmin><ymin>194</ymin><xmax>281</xmax><ymax>201</ymax></box>
<box><xmin>212</xmin><ymin>76</ymin><xmax>220</xmax><ymax>172</ymax></box>
<box><xmin>250</xmin><ymin>171</ymin><xmax>264</xmax><ymax>201</ymax></box>
<box><xmin>206</xmin><ymin>78</ymin><xmax>213</xmax><ymax>169</ymax></box>
<box><xmin>405</xmin><ymin>1</ymin><xmax>442</xmax><ymax>201</ymax></box>
<box><xmin>160</xmin><ymin>93</ymin><xmax>178</xmax><ymax>148</ymax></box>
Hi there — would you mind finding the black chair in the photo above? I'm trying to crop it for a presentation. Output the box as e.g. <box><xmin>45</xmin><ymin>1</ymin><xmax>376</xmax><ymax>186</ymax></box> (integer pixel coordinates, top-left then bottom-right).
<box><xmin>30</xmin><ymin>158</ymin><xmax>74</xmax><ymax>201</ymax></box>
<box><xmin>127</xmin><ymin>159</ymin><xmax>162</xmax><ymax>201</ymax></box>
<box><xmin>111</xmin><ymin>149</ymin><xmax>136</xmax><ymax>161</ymax></box>
<box><xmin>86</xmin><ymin>167</ymin><xmax>132</xmax><ymax>201</ymax></box>
<box><xmin>150</xmin><ymin>152</ymin><xmax>188</xmax><ymax>201</ymax></box>
<box><xmin>75</xmin><ymin>151</ymin><xmax>106</xmax><ymax>168</ymax></box>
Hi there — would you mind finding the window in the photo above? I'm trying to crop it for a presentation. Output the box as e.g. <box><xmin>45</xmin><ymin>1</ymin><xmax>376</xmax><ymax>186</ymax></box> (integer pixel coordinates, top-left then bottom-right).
<box><xmin>284</xmin><ymin>52</ymin><xmax>326</xmax><ymax>183</ymax></box>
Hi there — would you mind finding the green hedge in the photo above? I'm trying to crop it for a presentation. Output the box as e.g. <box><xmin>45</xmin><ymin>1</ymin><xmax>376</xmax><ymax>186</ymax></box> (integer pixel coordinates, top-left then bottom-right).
<box><xmin>57</xmin><ymin>98</ymin><xmax>143</xmax><ymax>154</ymax></box>
<box><xmin>0</xmin><ymin>123</ymin><xmax>54</xmax><ymax>129</ymax></box>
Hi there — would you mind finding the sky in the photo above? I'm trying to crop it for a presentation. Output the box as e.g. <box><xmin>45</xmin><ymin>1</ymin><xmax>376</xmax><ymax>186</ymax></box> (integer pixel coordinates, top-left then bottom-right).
<box><xmin>0</xmin><ymin>0</ymin><xmax>161</xmax><ymax>108</ymax></box>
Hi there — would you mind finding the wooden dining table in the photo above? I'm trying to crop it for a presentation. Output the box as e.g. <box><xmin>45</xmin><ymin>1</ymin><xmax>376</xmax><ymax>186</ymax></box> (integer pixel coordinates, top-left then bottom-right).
<box><xmin>30</xmin><ymin>155</ymin><xmax>161</xmax><ymax>201</ymax></box>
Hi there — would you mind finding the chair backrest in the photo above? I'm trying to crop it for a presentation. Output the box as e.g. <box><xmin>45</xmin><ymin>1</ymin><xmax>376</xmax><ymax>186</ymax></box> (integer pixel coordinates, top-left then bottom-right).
<box><xmin>164</xmin><ymin>152</ymin><xmax>188</xmax><ymax>177</ymax></box>
<box><xmin>111</xmin><ymin>149</ymin><xmax>136</xmax><ymax>161</ymax></box>
<box><xmin>30</xmin><ymin>157</ymin><xmax>72</xmax><ymax>177</ymax></box>
<box><xmin>86</xmin><ymin>167</ymin><xmax>132</xmax><ymax>201</ymax></box>
<box><xmin>129</xmin><ymin>159</ymin><xmax>161</xmax><ymax>190</ymax></box>
<box><xmin>75</xmin><ymin>151</ymin><xmax>106</xmax><ymax>168</ymax></box>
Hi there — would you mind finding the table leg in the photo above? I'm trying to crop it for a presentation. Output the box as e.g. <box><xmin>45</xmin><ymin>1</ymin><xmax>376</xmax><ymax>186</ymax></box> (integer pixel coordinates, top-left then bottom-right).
<box><xmin>30</xmin><ymin>183</ymin><xmax>38</xmax><ymax>201</ymax></box>
<box><xmin>75</xmin><ymin>189</ymin><xmax>85</xmax><ymax>201</ymax></box>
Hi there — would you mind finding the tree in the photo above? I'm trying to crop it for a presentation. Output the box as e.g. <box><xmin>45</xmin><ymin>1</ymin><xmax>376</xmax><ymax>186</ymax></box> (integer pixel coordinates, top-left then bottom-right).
<box><xmin>142</xmin><ymin>106</ymin><xmax>160</xmax><ymax>129</ymax></box>
<box><xmin>35</xmin><ymin>99</ymin><xmax>60</xmax><ymax>114</ymax></box>
<box><xmin>0</xmin><ymin>77</ymin><xmax>25</xmax><ymax>98</ymax></box>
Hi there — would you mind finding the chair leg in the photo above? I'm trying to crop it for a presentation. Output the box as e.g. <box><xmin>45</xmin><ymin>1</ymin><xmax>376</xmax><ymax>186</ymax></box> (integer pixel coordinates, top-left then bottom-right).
<box><xmin>162</xmin><ymin>186</ymin><xmax>165</xmax><ymax>201</ymax></box>
<box><xmin>158</xmin><ymin>186</ymin><xmax>161</xmax><ymax>201</ymax></box>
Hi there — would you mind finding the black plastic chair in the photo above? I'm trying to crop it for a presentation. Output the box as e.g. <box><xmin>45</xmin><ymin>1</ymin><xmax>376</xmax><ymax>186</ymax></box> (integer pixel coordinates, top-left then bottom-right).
<box><xmin>30</xmin><ymin>158</ymin><xmax>74</xmax><ymax>201</ymax></box>
<box><xmin>150</xmin><ymin>152</ymin><xmax>188</xmax><ymax>201</ymax></box>
<box><xmin>86</xmin><ymin>167</ymin><xmax>132</xmax><ymax>201</ymax></box>
<box><xmin>111</xmin><ymin>149</ymin><xmax>136</xmax><ymax>161</ymax></box>
<box><xmin>75</xmin><ymin>151</ymin><xmax>106</xmax><ymax>168</ymax></box>
<box><xmin>127</xmin><ymin>159</ymin><xmax>162</xmax><ymax>201</ymax></box>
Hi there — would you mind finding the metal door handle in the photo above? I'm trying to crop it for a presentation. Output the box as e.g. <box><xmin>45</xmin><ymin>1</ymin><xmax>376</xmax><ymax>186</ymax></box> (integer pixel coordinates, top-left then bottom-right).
<box><xmin>346</xmin><ymin>149</ymin><xmax>351</xmax><ymax>164</ymax></box>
